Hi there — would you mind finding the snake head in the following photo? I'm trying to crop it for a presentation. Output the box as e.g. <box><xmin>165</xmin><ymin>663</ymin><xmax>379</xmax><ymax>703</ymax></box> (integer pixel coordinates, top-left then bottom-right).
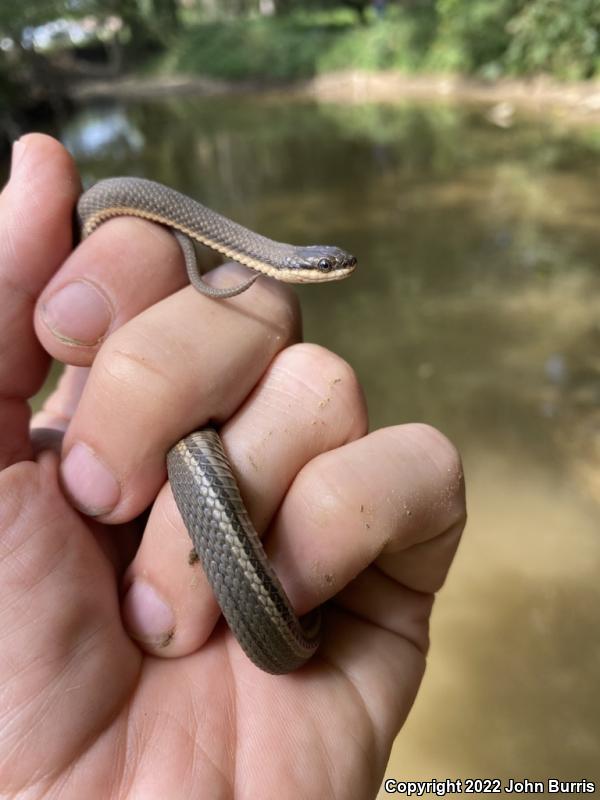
<box><xmin>291</xmin><ymin>245</ymin><xmax>357</xmax><ymax>282</ymax></box>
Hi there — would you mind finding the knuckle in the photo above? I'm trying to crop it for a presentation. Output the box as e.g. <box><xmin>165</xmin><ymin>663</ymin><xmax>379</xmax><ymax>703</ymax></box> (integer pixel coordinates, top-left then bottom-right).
<box><xmin>294</xmin><ymin>449</ymin><xmax>350</xmax><ymax>523</ymax></box>
<box><xmin>263</xmin><ymin>281</ymin><xmax>302</xmax><ymax>344</ymax></box>
<box><xmin>411</xmin><ymin>422</ymin><xmax>462</xmax><ymax>470</ymax></box>
<box><xmin>403</xmin><ymin>422</ymin><xmax>466</xmax><ymax>523</ymax></box>
<box><xmin>221</xmin><ymin>264</ymin><xmax>300</xmax><ymax>345</ymax></box>
<box><xmin>276</xmin><ymin>343</ymin><xmax>367</xmax><ymax>432</ymax></box>
<box><xmin>0</xmin><ymin>462</ymin><xmax>34</xmax><ymax>533</ymax></box>
<box><xmin>95</xmin><ymin>329</ymin><xmax>173</xmax><ymax>404</ymax></box>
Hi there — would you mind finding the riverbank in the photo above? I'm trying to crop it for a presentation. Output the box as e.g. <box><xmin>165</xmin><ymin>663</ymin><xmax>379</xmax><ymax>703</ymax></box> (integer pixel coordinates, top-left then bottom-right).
<box><xmin>70</xmin><ymin>70</ymin><xmax>600</xmax><ymax>125</ymax></box>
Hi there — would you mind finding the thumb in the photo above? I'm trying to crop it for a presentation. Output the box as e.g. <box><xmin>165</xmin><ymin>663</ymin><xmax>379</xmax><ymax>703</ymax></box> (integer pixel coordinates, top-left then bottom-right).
<box><xmin>0</xmin><ymin>133</ymin><xmax>80</xmax><ymax>467</ymax></box>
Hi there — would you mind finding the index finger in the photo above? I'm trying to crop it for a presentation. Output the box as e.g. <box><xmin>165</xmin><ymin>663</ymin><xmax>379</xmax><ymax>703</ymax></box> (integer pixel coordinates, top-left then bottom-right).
<box><xmin>59</xmin><ymin>270</ymin><xmax>301</xmax><ymax>522</ymax></box>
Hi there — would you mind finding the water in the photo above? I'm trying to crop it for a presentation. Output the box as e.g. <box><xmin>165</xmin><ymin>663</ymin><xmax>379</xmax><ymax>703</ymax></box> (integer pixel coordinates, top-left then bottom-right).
<box><xmin>11</xmin><ymin>96</ymin><xmax>600</xmax><ymax>788</ymax></box>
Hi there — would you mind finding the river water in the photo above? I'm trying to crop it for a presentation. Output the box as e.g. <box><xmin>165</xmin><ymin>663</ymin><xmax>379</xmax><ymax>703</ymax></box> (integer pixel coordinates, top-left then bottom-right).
<box><xmin>12</xmin><ymin>95</ymin><xmax>600</xmax><ymax>790</ymax></box>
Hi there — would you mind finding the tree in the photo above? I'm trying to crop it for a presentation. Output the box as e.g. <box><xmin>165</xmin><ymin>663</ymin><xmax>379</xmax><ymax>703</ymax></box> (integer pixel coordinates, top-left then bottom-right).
<box><xmin>339</xmin><ymin>0</ymin><xmax>371</xmax><ymax>24</ymax></box>
<box><xmin>0</xmin><ymin>0</ymin><xmax>71</xmax><ymax>121</ymax></box>
<box><xmin>505</xmin><ymin>0</ymin><xmax>600</xmax><ymax>78</ymax></box>
<box><xmin>273</xmin><ymin>0</ymin><xmax>373</xmax><ymax>24</ymax></box>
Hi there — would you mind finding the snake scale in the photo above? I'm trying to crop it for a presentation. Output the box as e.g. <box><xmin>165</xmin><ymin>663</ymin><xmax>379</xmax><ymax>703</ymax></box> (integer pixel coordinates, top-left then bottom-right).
<box><xmin>77</xmin><ymin>177</ymin><xmax>357</xmax><ymax>674</ymax></box>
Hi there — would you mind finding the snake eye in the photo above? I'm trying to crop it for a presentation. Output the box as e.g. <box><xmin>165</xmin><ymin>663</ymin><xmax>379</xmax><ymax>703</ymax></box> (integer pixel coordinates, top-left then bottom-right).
<box><xmin>317</xmin><ymin>258</ymin><xmax>333</xmax><ymax>272</ymax></box>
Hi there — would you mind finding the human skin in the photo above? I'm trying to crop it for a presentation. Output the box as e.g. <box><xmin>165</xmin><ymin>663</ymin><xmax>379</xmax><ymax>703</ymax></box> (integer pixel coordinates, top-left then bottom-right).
<box><xmin>0</xmin><ymin>134</ymin><xmax>466</xmax><ymax>799</ymax></box>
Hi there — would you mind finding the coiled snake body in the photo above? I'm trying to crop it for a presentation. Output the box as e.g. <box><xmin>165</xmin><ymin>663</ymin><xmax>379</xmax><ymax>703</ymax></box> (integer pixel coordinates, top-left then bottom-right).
<box><xmin>77</xmin><ymin>177</ymin><xmax>357</xmax><ymax>674</ymax></box>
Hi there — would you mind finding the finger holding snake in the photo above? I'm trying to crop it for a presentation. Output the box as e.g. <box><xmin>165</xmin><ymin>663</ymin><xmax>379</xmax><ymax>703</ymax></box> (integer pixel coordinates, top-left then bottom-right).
<box><xmin>2</xmin><ymin>133</ymin><xmax>467</xmax><ymax>798</ymax></box>
<box><xmin>120</xmin><ymin>342</ymin><xmax>368</xmax><ymax>656</ymax></box>
<box><xmin>35</xmin><ymin>215</ymin><xmax>188</xmax><ymax>359</ymax></box>
<box><xmin>34</xmin><ymin>215</ymin><xmax>263</xmax><ymax>363</ymax></box>
<box><xmin>37</xmin><ymin>271</ymin><xmax>301</xmax><ymax>522</ymax></box>
<box><xmin>32</xmin><ymin>160</ymin><xmax>462</xmax><ymax>676</ymax></box>
<box><xmin>36</xmin><ymin>254</ymin><xmax>369</xmax><ymax>661</ymax></box>
<box><xmin>36</xmin><ymin>173</ymin><xmax>358</xmax><ymax>672</ymax></box>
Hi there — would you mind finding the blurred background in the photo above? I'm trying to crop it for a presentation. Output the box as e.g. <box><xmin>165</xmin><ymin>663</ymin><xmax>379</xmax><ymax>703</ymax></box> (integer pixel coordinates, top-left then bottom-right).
<box><xmin>1</xmin><ymin>1</ymin><xmax>599</xmax><ymax>795</ymax></box>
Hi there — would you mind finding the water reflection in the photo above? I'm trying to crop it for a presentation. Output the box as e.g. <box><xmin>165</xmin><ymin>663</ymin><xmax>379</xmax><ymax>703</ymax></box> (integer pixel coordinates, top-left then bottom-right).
<box><xmin>61</xmin><ymin>105</ymin><xmax>145</xmax><ymax>161</ymax></box>
<box><xmin>23</xmin><ymin>96</ymin><xmax>600</xmax><ymax>783</ymax></box>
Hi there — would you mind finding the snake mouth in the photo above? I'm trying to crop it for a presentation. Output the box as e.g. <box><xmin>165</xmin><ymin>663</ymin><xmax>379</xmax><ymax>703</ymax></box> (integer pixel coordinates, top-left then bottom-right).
<box><xmin>292</xmin><ymin>267</ymin><xmax>356</xmax><ymax>283</ymax></box>
<box><xmin>267</xmin><ymin>262</ymin><xmax>357</xmax><ymax>284</ymax></box>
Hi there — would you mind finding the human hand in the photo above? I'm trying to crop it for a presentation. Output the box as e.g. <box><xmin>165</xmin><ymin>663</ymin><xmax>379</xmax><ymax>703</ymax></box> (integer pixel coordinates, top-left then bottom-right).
<box><xmin>0</xmin><ymin>134</ymin><xmax>466</xmax><ymax>799</ymax></box>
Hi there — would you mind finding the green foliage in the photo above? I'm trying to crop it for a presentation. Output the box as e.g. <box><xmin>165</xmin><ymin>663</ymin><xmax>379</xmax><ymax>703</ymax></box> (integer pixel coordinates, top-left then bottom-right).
<box><xmin>157</xmin><ymin>5</ymin><xmax>441</xmax><ymax>79</ymax></box>
<box><xmin>0</xmin><ymin>0</ymin><xmax>68</xmax><ymax>37</ymax></box>
<box><xmin>0</xmin><ymin>0</ymin><xmax>177</xmax><ymax>45</ymax></box>
<box><xmin>3</xmin><ymin>0</ymin><xmax>600</xmax><ymax>88</ymax></box>
<box><xmin>317</xmin><ymin>7</ymin><xmax>430</xmax><ymax>71</ymax></box>
<box><xmin>505</xmin><ymin>0</ymin><xmax>600</xmax><ymax>79</ymax></box>
<box><xmin>430</xmin><ymin>0</ymin><xmax>524</xmax><ymax>72</ymax></box>
<box><xmin>161</xmin><ymin>17</ymin><xmax>321</xmax><ymax>80</ymax></box>
<box><xmin>158</xmin><ymin>0</ymin><xmax>600</xmax><ymax>81</ymax></box>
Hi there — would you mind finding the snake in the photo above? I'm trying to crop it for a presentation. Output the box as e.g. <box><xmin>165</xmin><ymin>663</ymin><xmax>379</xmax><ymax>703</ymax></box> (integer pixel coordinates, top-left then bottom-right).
<box><xmin>77</xmin><ymin>177</ymin><xmax>357</xmax><ymax>674</ymax></box>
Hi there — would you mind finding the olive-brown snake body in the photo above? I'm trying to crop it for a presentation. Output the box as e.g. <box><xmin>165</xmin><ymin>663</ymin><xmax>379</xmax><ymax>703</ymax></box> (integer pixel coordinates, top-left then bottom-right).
<box><xmin>77</xmin><ymin>177</ymin><xmax>356</xmax><ymax>673</ymax></box>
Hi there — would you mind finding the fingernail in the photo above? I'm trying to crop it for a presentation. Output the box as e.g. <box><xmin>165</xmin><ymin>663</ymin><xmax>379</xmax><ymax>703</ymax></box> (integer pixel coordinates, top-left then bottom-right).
<box><xmin>61</xmin><ymin>442</ymin><xmax>120</xmax><ymax>516</ymax></box>
<box><xmin>122</xmin><ymin>580</ymin><xmax>175</xmax><ymax>646</ymax></box>
<box><xmin>10</xmin><ymin>138</ymin><xmax>27</xmax><ymax>178</ymax></box>
<box><xmin>42</xmin><ymin>281</ymin><xmax>113</xmax><ymax>346</ymax></box>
